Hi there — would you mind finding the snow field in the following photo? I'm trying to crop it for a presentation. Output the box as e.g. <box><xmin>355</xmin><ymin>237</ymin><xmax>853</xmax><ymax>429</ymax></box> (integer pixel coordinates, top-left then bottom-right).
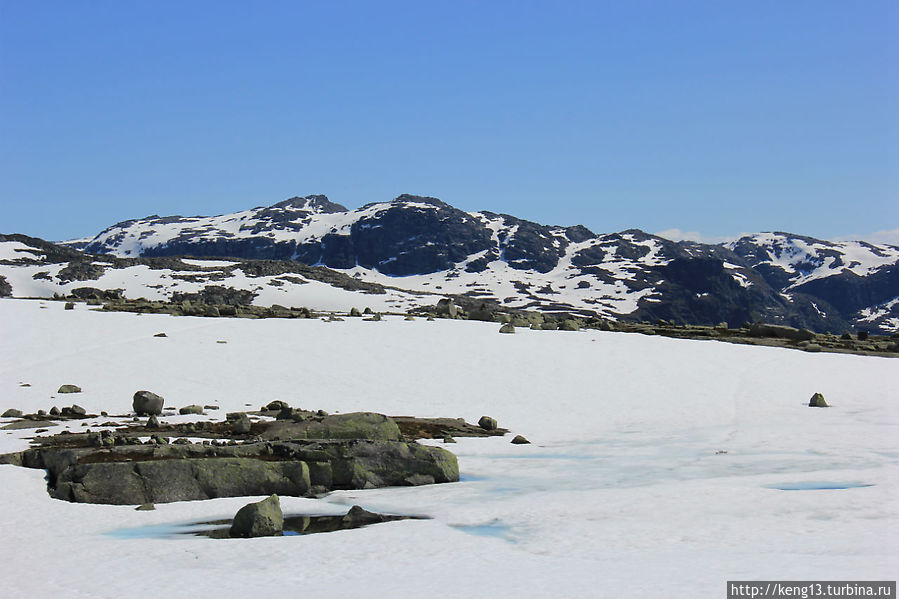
<box><xmin>0</xmin><ymin>299</ymin><xmax>896</xmax><ymax>598</ymax></box>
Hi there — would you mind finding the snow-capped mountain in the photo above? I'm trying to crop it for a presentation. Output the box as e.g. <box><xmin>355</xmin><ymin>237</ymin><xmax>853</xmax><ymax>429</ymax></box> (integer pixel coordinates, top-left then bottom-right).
<box><xmin>4</xmin><ymin>195</ymin><xmax>897</xmax><ymax>333</ymax></box>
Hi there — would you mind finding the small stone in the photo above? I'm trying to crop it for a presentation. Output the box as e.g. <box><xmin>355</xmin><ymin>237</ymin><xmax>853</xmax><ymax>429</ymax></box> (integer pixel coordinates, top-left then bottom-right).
<box><xmin>57</xmin><ymin>384</ymin><xmax>82</xmax><ymax>394</ymax></box>
<box><xmin>511</xmin><ymin>435</ymin><xmax>531</xmax><ymax>444</ymax></box>
<box><xmin>135</xmin><ymin>503</ymin><xmax>155</xmax><ymax>511</ymax></box>
<box><xmin>808</xmin><ymin>393</ymin><xmax>829</xmax><ymax>408</ymax></box>
<box><xmin>216</xmin><ymin>340</ymin><xmax>227</xmax><ymax>344</ymax></box>
<box><xmin>342</xmin><ymin>505</ymin><xmax>384</xmax><ymax>525</ymax></box>
<box><xmin>153</xmin><ymin>332</ymin><xmax>167</xmax><ymax>338</ymax></box>
<box><xmin>2</xmin><ymin>409</ymin><xmax>23</xmax><ymax>418</ymax></box>
<box><xmin>64</xmin><ymin>302</ymin><xmax>75</xmax><ymax>310</ymax></box>
<box><xmin>203</xmin><ymin>405</ymin><xmax>219</xmax><ymax>410</ymax></box>
<box><xmin>803</xmin><ymin>343</ymin><xmax>822</xmax><ymax>352</ymax></box>
<box><xmin>478</xmin><ymin>416</ymin><xmax>498</xmax><ymax>431</ymax></box>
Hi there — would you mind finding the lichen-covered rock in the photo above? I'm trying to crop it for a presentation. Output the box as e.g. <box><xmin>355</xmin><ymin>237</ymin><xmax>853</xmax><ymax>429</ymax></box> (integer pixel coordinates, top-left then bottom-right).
<box><xmin>133</xmin><ymin>390</ymin><xmax>164</xmax><ymax>416</ymax></box>
<box><xmin>58</xmin><ymin>384</ymin><xmax>81</xmax><ymax>394</ymax></box>
<box><xmin>808</xmin><ymin>393</ymin><xmax>829</xmax><ymax>408</ymax></box>
<box><xmin>230</xmin><ymin>495</ymin><xmax>284</xmax><ymax>538</ymax></box>
<box><xmin>179</xmin><ymin>405</ymin><xmax>203</xmax><ymax>415</ymax></box>
<box><xmin>232</xmin><ymin>414</ymin><xmax>252</xmax><ymax>434</ymax></box>
<box><xmin>511</xmin><ymin>435</ymin><xmax>531</xmax><ymax>444</ymax></box>
<box><xmin>499</xmin><ymin>323</ymin><xmax>515</xmax><ymax>334</ymax></box>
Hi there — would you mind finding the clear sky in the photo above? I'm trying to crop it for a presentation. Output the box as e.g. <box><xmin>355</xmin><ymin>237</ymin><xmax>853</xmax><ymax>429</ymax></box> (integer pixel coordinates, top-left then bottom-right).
<box><xmin>1</xmin><ymin>0</ymin><xmax>896</xmax><ymax>243</ymax></box>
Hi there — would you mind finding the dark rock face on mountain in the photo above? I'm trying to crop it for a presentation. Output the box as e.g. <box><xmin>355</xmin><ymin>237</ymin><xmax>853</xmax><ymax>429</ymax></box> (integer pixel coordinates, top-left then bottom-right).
<box><xmin>4</xmin><ymin>195</ymin><xmax>898</xmax><ymax>334</ymax></box>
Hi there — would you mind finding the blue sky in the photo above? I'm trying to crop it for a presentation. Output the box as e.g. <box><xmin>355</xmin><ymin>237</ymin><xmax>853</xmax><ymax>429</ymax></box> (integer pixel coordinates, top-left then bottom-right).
<box><xmin>1</xmin><ymin>1</ymin><xmax>895</xmax><ymax>243</ymax></box>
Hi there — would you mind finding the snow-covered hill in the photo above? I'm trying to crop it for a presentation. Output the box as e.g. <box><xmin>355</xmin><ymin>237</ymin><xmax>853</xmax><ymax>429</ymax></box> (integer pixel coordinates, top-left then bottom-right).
<box><xmin>5</xmin><ymin>194</ymin><xmax>898</xmax><ymax>333</ymax></box>
<box><xmin>0</xmin><ymin>299</ymin><xmax>896</xmax><ymax>598</ymax></box>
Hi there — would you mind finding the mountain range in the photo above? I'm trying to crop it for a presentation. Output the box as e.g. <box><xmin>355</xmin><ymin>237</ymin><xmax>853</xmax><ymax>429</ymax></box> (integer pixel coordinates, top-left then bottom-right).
<box><xmin>3</xmin><ymin>194</ymin><xmax>898</xmax><ymax>334</ymax></box>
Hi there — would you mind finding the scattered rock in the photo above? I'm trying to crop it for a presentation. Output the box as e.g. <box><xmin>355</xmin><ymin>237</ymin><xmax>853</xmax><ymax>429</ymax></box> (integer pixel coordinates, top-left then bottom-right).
<box><xmin>560</xmin><ymin>319</ymin><xmax>581</xmax><ymax>331</ymax></box>
<box><xmin>146</xmin><ymin>415</ymin><xmax>160</xmax><ymax>429</ymax></box>
<box><xmin>19</xmin><ymin>383</ymin><xmax>31</xmax><ymax>387</ymax></box>
<box><xmin>230</xmin><ymin>495</ymin><xmax>284</xmax><ymax>538</ymax></box>
<box><xmin>49</xmin><ymin>407</ymin><xmax>60</xmax><ymax>416</ymax></box>
<box><xmin>478</xmin><ymin>416</ymin><xmax>498</xmax><ymax>431</ymax></box>
<box><xmin>133</xmin><ymin>390</ymin><xmax>164</xmax><ymax>416</ymax></box>
<box><xmin>803</xmin><ymin>343</ymin><xmax>822</xmax><ymax>352</ymax></box>
<box><xmin>68</xmin><ymin>405</ymin><xmax>86</xmax><ymax>417</ymax></box>
<box><xmin>808</xmin><ymin>393</ymin><xmax>829</xmax><ymax>408</ymax></box>
<box><xmin>2</xmin><ymin>409</ymin><xmax>23</xmax><ymax>418</ymax></box>
<box><xmin>204</xmin><ymin>405</ymin><xmax>219</xmax><ymax>410</ymax></box>
<box><xmin>511</xmin><ymin>435</ymin><xmax>530</xmax><ymax>444</ymax></box>
<box><xmin>216</xmin><ymin>340</ymin><xmax>227</xmax><ymax>344</ymax></box>
<box><xmin>57</xmin><ymin>384</ymin><xmax>82</xmax><ymax>394</ymax></box>
<box><xmin>135</xmin><ymin>503</ymin><xmax>155</xmax><ymax>511</ymax></box>
<box><xmin>64</xmin><ymin>302</ymin><xmax>75</xmax><ymax>310</ymax></box>
<box><xmin>443</xmin><ymin>435</ymin><xmax>456</xmax><ymax>443</ymax></box>
<box><xmin>179</xmin><ymin>405</ymin><xmax>203</xmax><ymax>415</ymax></box>
<box><xmin>265</xmin><ymin>400</ymin><xmax>290</xmax><ymax>412</ymax></box>
<box><xmin>349</xmin><ymin>307</ymin><xmax>362</xmax><ymax>317</ymax></box>
<box><xmin>499</xmin><ymin>323</ymin><xmax>515</xmax><ymax>334</ymax></box>
<box><xmin>153</xmin><ymin>332</ymin><xmax>167</xmax><ymax>338</ymax></box>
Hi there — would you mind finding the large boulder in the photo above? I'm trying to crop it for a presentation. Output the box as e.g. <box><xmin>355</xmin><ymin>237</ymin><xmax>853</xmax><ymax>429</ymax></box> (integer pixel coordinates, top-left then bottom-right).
<box><xmin>133</xmin><ymin>391</ymin><xmax>164</xmax><ymax>416</ymax></box>
<box><xmin>57</xmin><ymin>384</ymin><xmax>82</xmax><ymax>394</ymax></box>
<box><xmin>22</xmin><ymin>438</ymin><xmax>458</xmax><ymax>505</ymax></box>
<box><xmin>2</xmin><ymin>409</ymin><xmax>23</xmax><ymax>418</ymax></box>
<box><xmin>230</xmin><ymin>495</ymin><xmax>284</xmax><ymax>538</ymax></box>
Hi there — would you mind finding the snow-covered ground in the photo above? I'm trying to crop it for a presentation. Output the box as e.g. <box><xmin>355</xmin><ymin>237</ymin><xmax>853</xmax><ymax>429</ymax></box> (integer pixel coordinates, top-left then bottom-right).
<box><xmin>0</xmin><ymin>299</ymin><xmax>896</xmax><ymax>598</ymax></box>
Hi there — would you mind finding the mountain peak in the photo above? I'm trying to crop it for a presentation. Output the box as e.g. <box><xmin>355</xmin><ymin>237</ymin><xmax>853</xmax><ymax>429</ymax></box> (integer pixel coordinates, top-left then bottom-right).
<box><xmin>271</xmin><ymin>195</ymin><xmax>347</xmax><ymax>213</ymax></box>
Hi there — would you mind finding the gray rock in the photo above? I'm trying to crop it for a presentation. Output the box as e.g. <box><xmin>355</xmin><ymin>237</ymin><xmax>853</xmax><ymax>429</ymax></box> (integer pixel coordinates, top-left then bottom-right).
<box><xmin>133</xmin><ymin>390</ymin><xmax>164</xmax><ymax>416</ymax></box>
<box><xmin>262</xmin><ymin>412</ymin><xmax>402</xmax><ymax>441</ymax></box>
<box><xmin>69</xmin><ymin>405</ymin><xmax>86</xmax><ymax>416</ymax></box>
<box><xmin>560</xmin><ymin>319</ymin><xmax>581</xmax><ymax>331</ymax></box>
<box><xmin>153</xmin><ymin>332</ymin><xmax>167</xmax><ymax>338</ymax></box>
<box><xmin>49</xmin><ymin>407</ymin><xmax>60</xmax><ymax>416</ymax></box>
<box><xmin>135</xmin><ymin>503</ymin><xmax>155</xmax><ymax>511</ymax></box>
<box><xmin>64</xmin><ymin>302</ymin><xmax>75</xmax><ymax>310</ymax></box>
<box><xmin>179</xmin><ymin>405</ymin><xmax>203</xmax><ymax>415</ymax></box>
<box><xmin>2</xmin><ymin>409</ymin><xmax>23</xmax><ymax>418</ymax></box>
<box><xmin>349</xmin><ymin>307</ymin><xmax>362</xmax><ymax>317</ymax></box>
<box><xmin>443</xmin><ymin>435</ymin><xmax>456</xmax><ymax>443</ymax></box>
<box><xmin>232</xmin><ymin>414</ymin><xmax>252</xmax><ymax>434</ymax></box>
<box><xmin>499</xmin><ymin>323</ymin><xmax>515</xmax><ymax>334</ymax></box>
<box><xmin>266</xmin><ymin>400</ymin><xmax>290</xmax><ymax>411</ymax></box>
<box><xmin>146</xmin><ymin>415</ymin><xmax>159</xmax><ymax>429</ymax></box>
<box><xmin>230</xmin><ymin>494</ymin><xmax>284</xmax><ymax>538</ymax></box>
<box><xmin>58</xmin><ymin>384</ymin><xmax>82</xmax><ymax>394</ymax></box>
<box><xmin>434</xmin><ymin>298</ymin><xmax>458</xmax><ymax>319</ymax></box>
<box><xmin>808</xmin><ymin>393</ymin><xmax>829</xmax><ymax>408</ymax></box>
<box><xmin>511</xmin><ymin>435</ymin><xmax>531</xmax><ymax>444</ymax></box>
<box><xmin>803</xmin><ymin>343</ymin><xmax>822</xmax><ymax>352</ymax></box>
<box><xmin>478</xmin><ymin>416</ymin><xmax>498</xmax><ymax>431</ymax></box>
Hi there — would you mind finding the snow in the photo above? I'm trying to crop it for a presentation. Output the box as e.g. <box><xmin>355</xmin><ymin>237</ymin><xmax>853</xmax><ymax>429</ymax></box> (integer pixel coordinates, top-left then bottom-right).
<box><xmin>0</xmin><ymin>240</ymin><xmax>44</xmax><ymax>262</ymax></box>
<box><xmin>0</xmin><ymin>298</ymin><xmax>896</xmax><ymax>598</ymax></box>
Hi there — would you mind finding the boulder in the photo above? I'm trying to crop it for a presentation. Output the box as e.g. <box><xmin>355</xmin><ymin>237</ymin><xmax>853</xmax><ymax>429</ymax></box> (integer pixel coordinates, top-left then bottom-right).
<box><xmin>146</xmin><ymin>415</ymin><xmax>160</xmax><ymax>429</ymax></box>
<box><xmin>499</xmin><ymin>323</ymin><xmax>515</xmax><ymax>334</ymax></box>
<box><xmin>808</xmin><ymin>393</ymin><xmax>829</xmax><ymax>408</ymax></box>
<box><xmin>349</xmin><ymin>307</ymin><xmax>362</xmax><ymax>317</ymax></box>
<box><xmin>478</xmin><ymin>416</ymin><xmax>498</xmax><ymax>431</ymax></box>
<box><xmin>179</xmin><ymin>405</ymin><xmax>204</xmax><ymax>415</ymax></box>
<box><xmin>68</xmin><ymin>405</ymin><xmax>86</xmax><ymax>417</ymax></box>
<box><xmin>133</xmin><ymin>391</ymin><xmax>164</xmax><ymax>416</ymax></box>
<box><xmin>230</xmin><ymin>495</ymin><xmax>284</xmax><ymax>538</ymax></box>
<box><xmin>560</xmin><ymin>319</ymin><xmax>581</xmax><ymax>331</ymax></box>
<box><xmin>232</xmin><ymin>414</ymin><xmax>252</xmax><ymax>434</ymax></box>
<box><xmin>434</xmin><ymin>298</ymin><xmax>458</xmax><ymax>319</ymax></box>
<box><xmin>265</xmin><ymin>400</ymin><xmax>290</xmax><ymax>412</ymax></box>
<box><xmin>64</xmin><ymin>302</ymin><xmax>75</xmax><ymax>310</ymax></box>
<box><xmin>748</xmin><ymin>323</ymin><xmax>815</xmax><ymax>342</ymax></box>
<box><xmin>2</xmin><ymin>409</ymin><xmax>23</xmax><ymax>418</ymax></box>
<box><xmin>49</xmin><ymin>407</ymin><xmax>60</xmax><ymax>416</ymax></box>
<box><xmin>58</xmin><ymin>385</ymin><xmax>82</xmax><ymax>394</ymax></box>
<box><xmin>511</xmin><ymin>435</ymin><xmax>531</xmax><ymax>444</ymax></box>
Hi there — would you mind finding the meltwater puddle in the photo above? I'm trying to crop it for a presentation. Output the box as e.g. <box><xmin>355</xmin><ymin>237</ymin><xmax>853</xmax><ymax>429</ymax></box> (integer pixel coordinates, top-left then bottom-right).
<box><xmin>109</xmin><ymin>511</ymin><xmax>428</xmax><ymax>540</ymax></box>
<box><xmin>765</xmin><ymin>481</ymin><xmax>874</xmax><ymax>491</ymax></box>
<box><xmin>450</xmin><ymin>519</ymin><xmax>516</xmax><ymax>543</ymax></box>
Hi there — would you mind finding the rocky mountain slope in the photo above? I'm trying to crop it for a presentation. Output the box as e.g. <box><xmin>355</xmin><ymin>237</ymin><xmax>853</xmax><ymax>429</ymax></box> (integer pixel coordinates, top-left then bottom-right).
<box><xmin>4</xmin><ymin>194</ymin><xmax>898</xmax><ymax>333</ymax></box>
